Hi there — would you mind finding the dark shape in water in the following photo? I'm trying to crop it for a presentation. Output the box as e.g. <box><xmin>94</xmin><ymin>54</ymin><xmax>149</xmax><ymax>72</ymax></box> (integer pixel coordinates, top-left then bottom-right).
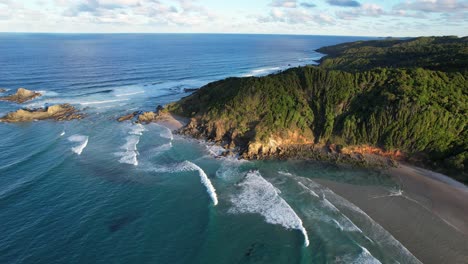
<box><xmin>108</xmin><ymin>213</ymin><xmax>141</xmax><ymax>233</ymax></box>
<box><xmin>79</xmin><ymin>89</ymin><xmax>114</xmax><ymax>97</ymax></box>
<box><xmin>184</xmin><ymin>88</ymin><xmax>198</xmax><ymax>93</ymax></box>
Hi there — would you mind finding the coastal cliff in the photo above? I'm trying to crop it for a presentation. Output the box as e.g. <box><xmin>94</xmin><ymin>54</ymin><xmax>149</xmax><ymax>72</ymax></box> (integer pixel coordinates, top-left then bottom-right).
<box><xmin>168</xmin><ymin>37</ymin><xmax>467</xmax><ymax>182</ymax></box>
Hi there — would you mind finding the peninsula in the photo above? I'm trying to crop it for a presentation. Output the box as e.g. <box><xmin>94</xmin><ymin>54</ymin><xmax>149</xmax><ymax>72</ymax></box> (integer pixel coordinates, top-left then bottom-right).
<box><xmin>167</xmin><ymin>36</ymin><xmax>468</xmax><ymax>183</ymax></box>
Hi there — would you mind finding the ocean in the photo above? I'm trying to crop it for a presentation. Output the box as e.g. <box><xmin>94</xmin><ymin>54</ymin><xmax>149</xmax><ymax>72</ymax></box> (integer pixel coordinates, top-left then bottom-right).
<box><xmin>0</xmin><ymin>34</ymin><xmax>422</xmax><ymax>263</ymax></box>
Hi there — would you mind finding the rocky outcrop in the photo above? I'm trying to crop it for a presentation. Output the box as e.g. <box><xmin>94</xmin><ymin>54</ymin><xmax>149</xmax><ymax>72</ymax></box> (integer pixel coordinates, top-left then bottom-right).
<box><xmin>117</xmin><ymin>111</ymin><xmax>142</xmax><ymax>122</ymax></box>
<box><xmin>138</xmin><ymin>111</ymin><xmax>157</xmax><ymax>124</ymax></box>
<box><xmin>0</xmin><ymin>88</ymin><xmax>6</xmax><ymax>93</ymax></box>
<box><xmin>176</xmin><ymin>116</ymin><xmax>398</xmax><ymax>168</ymax></box>
<box><xmin>0</xmin><ymin>104</ymin><xmax>83</xmax><ymax>123</ymax></box>
<box><xmin>0</xmin><ymin>88</ymin><xmax>42</xmax><ymax>103</ymax></box>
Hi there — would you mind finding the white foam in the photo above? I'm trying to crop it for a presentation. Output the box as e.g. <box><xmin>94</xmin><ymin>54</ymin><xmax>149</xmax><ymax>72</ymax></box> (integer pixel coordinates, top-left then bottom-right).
<box><xmin>151</xmin><ymin>161</ymin><xmax>218</xmax><ymax>205</ymax></box>
<box><xmin>207</xmin><ymin>144</ymin><xmax>226</xmax><ymax>157</ymax></box>
<box><xmin>129</xmin><ymin>123</ymin><xmax>146</xmax><ymax>136</ymax></box>
<box><xmin>115</xmin><ymin>124</ymin><xmax>146</xmax><ymax>166</ymax></box>
<box><xmin>355</xmin><ymin>246</ymin><xmax>382</xmax><ymax>264</ymax></box>
<box><xmin>60</xmin><ymin>131</ymin><xmax>66</xmax><ymax>137</ymax></box>
<box><xmin>144</xmin><ymin>142</ymin><xmax>172</xmax><ymax>157</ymax></box>
<box><xmin>298</xmin><ymin>182</ymin><xmax>319</xmax><ymax>198</ymax></box>
<box><xmin>115</xmin><ymin>91</ymin><xmax>145</xmax><ymax>97</ymax></box>
<box><xmin>242</xmin><ymin>67</ymin><xmax>281</xmax><ymax>77</ymax></box>
<box><xmin>229</xmin><ymin>171</ymin><xmax>309</xmax><ymax>247</ymax></box>
<box><xmin>68</xmin><ymin>135</ymin><xmax>89</xmax><ymax>155</ymax></box>
<box><xmin>79</xmin><ymin>99</ymin><xmax>129</xmax><ymax>105</ymax></box>
<box><xmin>159</xmin><ymin>125</ymin><xmax>174</xmax><ymax>140</ymax></box>
<box><xmin>37</xmin><ymin>90</ymin><xmax>59</xmax><ymax>97</ymax></box>
<box><xmin>116</xmin><ymin>135</ymin><xmax>140</xmax><ymax>166</ymax></box>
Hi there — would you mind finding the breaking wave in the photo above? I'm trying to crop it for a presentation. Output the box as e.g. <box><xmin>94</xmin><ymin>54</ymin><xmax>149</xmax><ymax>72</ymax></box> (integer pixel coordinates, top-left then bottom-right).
<box><xmin>150</xmin><ymin>161</ymin><xmax>218</xmax><ymax>206</ymax></box>
<box><xmin>115</xmin><ymin>124</ymin><xmax>145</xmax><ymax>166</ymax></box>
<box><xmin>242</xmin><ymin>67</ymin><xmax>281</xmax><ymax>77</ymax></box>
<box><xmin>229</xmin><ymin>171</ymin><xmax>309</xmax><ymax>247</ymax></box>
<box><xmin>68</xmin><ymin>135</ymin><xmax>89</xmax><ymax>155</ymax></box>
<box><xmin>158</xmin><ymin>125</ymin><xmax>174</xmax><ymax>140</ymax></box>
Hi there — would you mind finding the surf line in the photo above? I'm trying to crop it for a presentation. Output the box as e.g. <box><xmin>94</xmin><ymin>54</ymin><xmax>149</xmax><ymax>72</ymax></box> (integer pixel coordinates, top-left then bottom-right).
<box><xmin>151</xmin><ymin>161</ymin><xmax>218</xmax><ymax>206</ymax></box>
<box><xmin>229</xmin><ymin>171</ymin><xmax>309</xmax><ymax>247</ymax></box>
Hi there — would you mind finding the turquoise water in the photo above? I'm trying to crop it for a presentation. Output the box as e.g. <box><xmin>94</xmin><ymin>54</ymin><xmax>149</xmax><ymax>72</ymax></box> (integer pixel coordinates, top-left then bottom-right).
<box><xmin>0</xmin><ymin>34</ymin><xmax>420</xmax><ymax>263</ymax></box>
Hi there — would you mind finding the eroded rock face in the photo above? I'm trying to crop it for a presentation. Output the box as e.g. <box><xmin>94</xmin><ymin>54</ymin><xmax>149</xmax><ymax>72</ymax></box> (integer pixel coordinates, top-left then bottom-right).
<box><xmin>0</xmin><ymin>104</ymin><xmax>83</xmax><ymax>123</ymax></box>
<box><xmin>0</xmin><ymin>88</ymin><xmax>42</xmax><ymax>103</ymax></box>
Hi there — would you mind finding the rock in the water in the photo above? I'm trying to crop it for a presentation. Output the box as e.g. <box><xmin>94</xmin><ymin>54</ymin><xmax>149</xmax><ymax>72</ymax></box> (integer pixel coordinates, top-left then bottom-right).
<box><xmin>0</xmin><ymin>104</ymin><xmax>83</xmax><ymax>123</ymax></box>
<box><xmin>117</xmin><ymin>111</ymin><xmax>141</xmax><ymax>122</ymax></box>
<box><xmin>0</xmin><ymin>88</ymin><xmax>42</xmax><ymax>103</ymax></box>
<box><xmin>138</xmin><ymin>111</ymin><xmax>157</xmax><ymax>124</ymax></box>
<box><xmin>0</xmin><ymin>88</ymin><xmax>6</xmax><ymax>93</ymax></box>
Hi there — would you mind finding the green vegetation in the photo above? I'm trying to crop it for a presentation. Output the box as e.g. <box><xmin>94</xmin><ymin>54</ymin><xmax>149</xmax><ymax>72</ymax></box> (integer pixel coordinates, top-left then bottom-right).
<box><xmin>317</xmin><ymin>36</ymin><xmax>468</xmax><ymax>72</ymax></box>
<box><xmin>169</xmin><ymin>36</ymin><xmax>468</xmax><ymax>182</ymax></box>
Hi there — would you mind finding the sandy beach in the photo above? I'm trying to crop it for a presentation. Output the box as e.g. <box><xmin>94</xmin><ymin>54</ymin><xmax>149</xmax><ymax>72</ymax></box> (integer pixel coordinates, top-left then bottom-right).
<box><xmin>156</xmin><ymin>113</ymin><xmax>189</xmax><ymax>131</ymax></box>
<box><xmin>317</xmin><ymin>164</ymin><xmax>468</xmax><ymax>264</ymax></box>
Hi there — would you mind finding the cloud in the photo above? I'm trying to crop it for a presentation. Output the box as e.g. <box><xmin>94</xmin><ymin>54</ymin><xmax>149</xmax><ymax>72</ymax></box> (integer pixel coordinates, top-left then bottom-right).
<box><xmin>270</xmin><ymin>0</ymin><xmax>297</xmax><ymax>8</ymax></box>
<box><xmin>258</xmin><ymin>7</ymin><xmax>335</xmax><ymax>25</ymax></box>
<box><xmin>394</xmin><ymin>0</ymin><xmax>468</xmax><ymax>13</ymax></box>
<box><xmin>327</xmin><ymin>0</ymin><xmax>361</xmax><ymax>7</ymax></box>
<box><xmin>300</xmin><ymin>2</ymin><xmax>316</xmax><ymax>8</ymax></box>
<box><xmin>337</xmin><ymin>3</ymin><xmax>384</xmax><ymax>19</ymax></box>
<box><xmin>59</xmin><ymin>0</ymin><xmax>217</xmax><ymax>26</ymax></box>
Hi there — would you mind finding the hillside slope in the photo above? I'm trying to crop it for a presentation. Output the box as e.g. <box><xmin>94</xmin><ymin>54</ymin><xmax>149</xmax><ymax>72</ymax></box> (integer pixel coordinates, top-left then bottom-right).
<box><xmin>167</xmin><ymin>37</ymin><xmax>468</xmax><ymax>182</ymax></box>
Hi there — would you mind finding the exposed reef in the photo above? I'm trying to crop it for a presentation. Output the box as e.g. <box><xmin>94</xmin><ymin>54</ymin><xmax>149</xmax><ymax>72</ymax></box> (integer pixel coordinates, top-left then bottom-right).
<box><xmin>117</xmin><ymin>105</ymin><xmax>188</xmax><ymax>130</ymax></box>
<box><xmin>0</xmin><ymin>88</ymin><xmax>42</xmax><ymax>103</ymax></box>
<box><xmin>0</xmin><ymin>104</ymin><xmax>83</xmax><ymax>123</ymax></box>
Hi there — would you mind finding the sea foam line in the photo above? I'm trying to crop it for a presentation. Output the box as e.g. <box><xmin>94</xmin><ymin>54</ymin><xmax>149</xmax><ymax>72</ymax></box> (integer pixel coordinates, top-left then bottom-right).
<box><xmin>68</xmin><ymin>135</ymin><xmax>89</xmax><ymax>155</ymax></box>
<box><xmin>229</xmin><ymin>171</ymin><xmax>309</xmax><ymax>247</ymax></box>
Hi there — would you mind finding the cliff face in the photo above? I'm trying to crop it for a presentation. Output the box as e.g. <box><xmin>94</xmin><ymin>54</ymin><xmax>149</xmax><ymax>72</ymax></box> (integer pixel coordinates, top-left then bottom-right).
<box><xmin>168</xmin><ymin>37</ymin><xmax>467</xmax><ymax>181</ymax></box>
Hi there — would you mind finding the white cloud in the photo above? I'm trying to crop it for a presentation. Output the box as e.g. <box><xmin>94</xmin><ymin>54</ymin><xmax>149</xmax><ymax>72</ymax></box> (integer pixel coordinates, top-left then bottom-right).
<box><xmin>394</xmin><ymin>0</ymin><xmax>468</xmax><ymax>13</ymax></box>
<box><xmin>270</xmin><ymin>0</ymin><xmax>298</xmax><ymax>8</ymax></box>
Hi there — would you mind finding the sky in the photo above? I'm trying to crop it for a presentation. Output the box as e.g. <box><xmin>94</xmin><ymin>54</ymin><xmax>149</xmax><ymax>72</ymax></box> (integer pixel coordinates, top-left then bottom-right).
<box><xmin>0</xmin><ymin>0</ymin><xmax>466</xmax><ymax>36</ymax></box>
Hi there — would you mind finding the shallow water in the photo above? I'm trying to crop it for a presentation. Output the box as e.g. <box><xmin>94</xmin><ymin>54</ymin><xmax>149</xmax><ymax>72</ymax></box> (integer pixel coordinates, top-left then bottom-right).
<box><xmin>0</xmin><ymin>34</ymin><xmax>426</xmax><ymax>263</ymax></box>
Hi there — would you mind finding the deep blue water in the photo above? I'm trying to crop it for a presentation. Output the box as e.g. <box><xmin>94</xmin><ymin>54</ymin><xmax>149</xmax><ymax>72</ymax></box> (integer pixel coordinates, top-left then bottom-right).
<box><xmin>0</xmin><ymin>34</ymin><xmax>421</xmax><ymax>264</ymax></box>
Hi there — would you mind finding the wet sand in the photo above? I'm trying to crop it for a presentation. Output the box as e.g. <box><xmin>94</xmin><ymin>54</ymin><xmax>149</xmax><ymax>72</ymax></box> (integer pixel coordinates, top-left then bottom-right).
<box><xmin>316</xmin><ymin>164</ymin><xmax>468</xmax><ymax>264</ymax></box>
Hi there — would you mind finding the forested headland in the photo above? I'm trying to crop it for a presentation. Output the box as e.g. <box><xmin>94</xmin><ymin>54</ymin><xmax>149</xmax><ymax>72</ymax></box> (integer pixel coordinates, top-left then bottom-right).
<box><xmin>168</xmin><ymin>36</ymin><xmax>468</xmax><ymax>182</ymax></box>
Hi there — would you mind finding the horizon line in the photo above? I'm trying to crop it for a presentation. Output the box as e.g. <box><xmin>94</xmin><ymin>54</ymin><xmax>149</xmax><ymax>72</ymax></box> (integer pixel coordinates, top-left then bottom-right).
<box><xmin>0</xmin><ymin>32</ymin><xmax>465</xmax><ymax>38</ymax></box>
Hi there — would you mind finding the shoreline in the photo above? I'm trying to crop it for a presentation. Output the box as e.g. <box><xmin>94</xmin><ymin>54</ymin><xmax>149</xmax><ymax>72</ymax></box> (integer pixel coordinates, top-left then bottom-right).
<box><xmin>171</xmin><ymin>120</ymin><xmax>468</xmax><ymax>262</ymax></box>
<box><xmin>316</xmin><ymin>165</ymin><xmax>468</xmax><ymax>264</ymax></box>
<box><xmin>388</xmin><ymin>164</ymin><xmax>468</xmax><ymax>235</ymax></box>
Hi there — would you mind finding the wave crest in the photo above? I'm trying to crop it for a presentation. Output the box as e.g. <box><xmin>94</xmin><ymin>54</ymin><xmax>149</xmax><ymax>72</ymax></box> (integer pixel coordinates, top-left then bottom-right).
<box><xmin>229</xmin><ymin>171</ymin><xmax>309</xmax><ymax>247</ymax></box>
<box><xmin>68</xmin><ymin>135</ymin><xmax>89</xmax><ymax>155</ymax></box>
